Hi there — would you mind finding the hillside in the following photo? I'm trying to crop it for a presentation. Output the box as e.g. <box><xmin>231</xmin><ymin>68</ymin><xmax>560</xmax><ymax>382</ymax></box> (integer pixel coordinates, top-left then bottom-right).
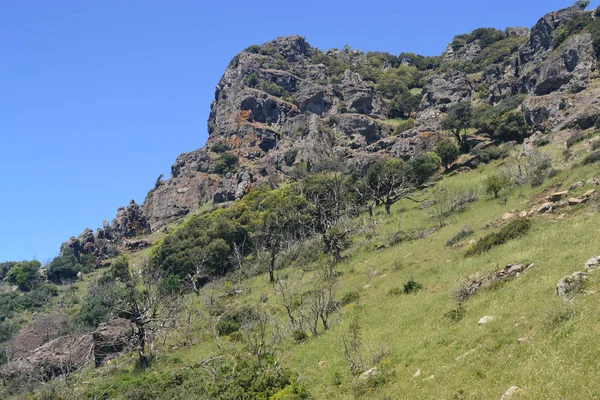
<box><xmin>2</xmin><ymin>2</ymin><xmax>600</xmax><ymax>399</ymax></box>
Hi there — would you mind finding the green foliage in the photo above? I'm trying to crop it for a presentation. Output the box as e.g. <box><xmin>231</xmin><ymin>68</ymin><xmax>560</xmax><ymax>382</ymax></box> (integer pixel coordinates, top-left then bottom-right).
<box><xmin>259</xmin><ymin>81</ymin><xmax>287</xmax><ymax>97</ymax></box>
<box><xmin>0</xmin><ymin>262</ymin><xmax>16</xmax><ymax>281</ymax></box>
<box><xmin>407</xmin><ymin>152</ymin><xmax>442</xmax><ymax>185</ymax></box>
<box><xmin>398</xmin><ymin>52</ymin><xmax>442</xmax><ymax>70</ymax></box>
<box><xmin>214</xmin><ymin>152</ymin><xmax>239</xmax><ymax>174</ymax></box>
<box><xmin>451</xmin><ymin>28</ymin><xmax>505</xmax><ymax>52</ymax></box>
<box><xmin>474</xmin><ymin>145</ymin><xmax>507</xmax><ymax>164</ymax></box>
<box><xmin>341</xmin><ymin>290</ymin><xmax>360</xmax><ymax>306</ymax></box>
<box><xmin>484</xmin><ymin>173</ymin><xmax>510</xmax><ymax>198</ymax></box>
<box><xmin>473</xmin><ymin>95</ymin><xmax>528</xmax><ymax>142</ymax></box>
<box><xmin>211</xmin><ymin>142</ymin><xmax>231</xmax><ymax>153</ymax></box>
<box><xmin>552</xmin><ymin>12</ymin><xmax>593</xmax><ymax>49</ymax></box>
<box><xmin>217</xmin><ymin>307</ymin><xmax>255</xmax><ymax>335</ymax></box>
<box><xmin>441</xmin><ymin>102</ymin><xmax>473</xmax><ymax>150</ymax></box>
<box><xmin>84</xmin><ymin>355</ymin><xmax>307</xmax><ymax>400</ymax></box>
<box><xmin>444</xmin><ymin>303</ymin><xmax>466</xmax><ymax>323</ymax></box>
<box><xmin>465</xmin><ymin>218</ymin><xmax>532</xmax><ymax>256</ymax></box>
<box><xmin>245</xmin><ymin>44</ymin><xmax>261</xmax><ymax>54</ymax></box>
<box><xmin>292</xmin><ymin>329</ymin><xmax>308</xmax><ymax>342</ymax></box>
<box><xmin>473</xmin><ymin>36</ymin><xmax>527</xmax><ymax>68</ymax></box>
<box><xmin>109</xmin><ymin>255</ymin><xmax>131</xmax><ymax>283</ymax></box>
<box><xmin>435</xmin><ymin>137</ymin><xmax>460</xmax><ymax>169</ymax></box>
<box><xmin>392</xmin><ymin>118</ymin><xmax>416</xmax><ymax>135</ymax></box>
<box><xmin>245</xmin><ymin>72</ymin><xmax>259</xmax><ymax>88</ymax></box>
<box><xmin>583</xmin><ymin>151</ymin><xmax>600</xmax><ymax>165</ymax></box>
<box><xmin>387</xmin><ymin>92</ymin><xmax>422</xmax><ymax>119</ymax></box>
<box><xmin>284</xmin><ymin>149</ymin><xmax>299</xmax><ymax>167</ymax></box>
<box><xmin>446</xmin><ymin>226</ymin><xmax>474</xmax><ymax>247</ymax></box>
<box><xmin>6</xmin><ymin>260</ymin><xmax>40</xmax><ymax>291</ymax></box>
<box><xmin>47</xmin><ymin>248</ymin><xmax>83</xmax><ymax>284</ymax></box>
<box><xmin>0</xmin><ymin>284</ymin><xmax>58</xmax><ymax>321</ymax></box>
<box><xmin>403</xmin><ymin>278</ymin><xmax>423</xmax><ymax>294</ymax></box>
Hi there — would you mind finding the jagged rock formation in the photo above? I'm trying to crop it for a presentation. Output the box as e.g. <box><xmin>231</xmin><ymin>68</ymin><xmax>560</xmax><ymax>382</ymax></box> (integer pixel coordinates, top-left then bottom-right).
<box><xmin>55</xmin><ymin>3</ymin><xmax>600</xmax><ymax>236</ymax></box>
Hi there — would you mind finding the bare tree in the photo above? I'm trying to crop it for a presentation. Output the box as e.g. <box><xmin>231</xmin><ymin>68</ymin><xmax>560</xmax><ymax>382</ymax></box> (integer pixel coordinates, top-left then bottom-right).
<box><xmin>303</xmin><ymin>265</ymin><xmax>338</xmax><ymax>335</ymax></box>
<box><xmin>274</xmin><ymin>271</ymin><xmax>306</xmax><ymax>329</ymax></box>
<box><xmin>112</xmin><ymin>258</ymin><xmax>185</xmax><ymax>369</ymax></box>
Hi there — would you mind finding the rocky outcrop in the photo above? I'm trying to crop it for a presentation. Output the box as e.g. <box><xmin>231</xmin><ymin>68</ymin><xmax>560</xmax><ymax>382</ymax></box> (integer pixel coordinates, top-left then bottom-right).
<box><xmin>420</xmin><ymin>71</ymin><xmax>473</xmax><ymax>112</ymax></box>
<box><xmin>2</xmin><ymin>334</ymin><xmax>94</xmax><ymax>381</ymax></box>
<box><xmin>8</xmin><ymin>314</ymin><xmax>67</xmax><ymax>360</ymax></box>
<box><xmin>111</xmin><ymin>200</ymin><xmax>151</xmax><ymax>240</ymax></box>
<box><xmin>93</xmin><ymin>318</ymin><xmax>134</xmax><ymax>366</ymax></box>
<box><xmin>2</xmin><ymin>318</ymin><xmax>135</xmax><ymax>381</ymax></box>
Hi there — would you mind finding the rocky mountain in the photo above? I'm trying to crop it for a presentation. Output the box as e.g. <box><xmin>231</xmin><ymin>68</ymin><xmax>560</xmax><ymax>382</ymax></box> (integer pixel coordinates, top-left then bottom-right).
<box><xmin>63</xmin><ymin>2</ymin><xmax>600</xmax><ymax>252</ymax></box>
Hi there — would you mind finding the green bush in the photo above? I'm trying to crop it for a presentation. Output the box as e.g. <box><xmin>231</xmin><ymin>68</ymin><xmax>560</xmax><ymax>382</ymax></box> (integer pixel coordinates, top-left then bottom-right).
<box><xmin>435</xmin><ymin>137</ymin><xmax>460</xmax><ymax>170</ymax></box>
<box><xmin>214</xmin><ymin>152</ymin><xmax>239</xmax><ymax>174</ymax></box>
<box><xmin>583</xmin><ymin>151</ymin><xmax>600</xmax><ymax>165</ymax></box>
<box><xmin>211</xmin><ymin>142</ymin><xmax>231</xmax><ymax>153</ymax></box>
<box><xmin>407</xmin><ymin>152</ymin><xmax>442</xmax><ymax>185</ymax></box>
<box><xmin>46</xmin><ymin>248</ymin><xmax>83</xmax><ymax>284</ymax></box>
<box><xmin>388</xmin><ymin>92</ymin><xmax>421</xmax><ymax>119</ymax></box>
<box><xmin>216</xmin><ymin>307</ymin><xmax>256</xmax><ymax>336</ymax></box>
<box><xmin>245</xmin><ymin>44</ymin><xmax>261</xmax><ymax>54</ymax></box>
<box><xmin>475</xmin><ymin>145</ymin><xmax>506</xmax><ymax>164</ymax></box>
<box><xmin>403</xmin><ymin>278</ymin><xmax>423</xmax><ymax>294</ymax></box>
<box><xmin>292</xmin><ymin>329</ymin><xmax>308</xmax><ymax>342</ymax></box>
<box><xmin>446</xmin><ymin>226</ymin><xmax>474</xmax><ymax>247</ymax></box>
<box><xmin>465</xmin><ymin>218</ymin><xmax>532</xmax><ymax>256</ymax></box>
<box><xmin>6</xmin><ymin>260</ymin><xmax>40</xmax><ymax>291</ymax></box>
<box><xmin>485</xmin><ymin>174</ymin><xmax>510</xmax><ymax>198</ymax></box>
<box><xmin>392</xmin><ymin>118</ymin><xmax>416</xmax><ymax>135</ymax></box>
<box><xmin>245</xmin><ymin>72</ymin><xmax>259</xmax><ymax>88</ymax></box>
<box><xmin>284</xmin><ymin>149</ymin><xmax>299</xmax><ymax>167</ymax></box>
<box><xmin>340</xmin><ymin>291</ymin><xmax>360</xmax><ymax>306</ymax></box>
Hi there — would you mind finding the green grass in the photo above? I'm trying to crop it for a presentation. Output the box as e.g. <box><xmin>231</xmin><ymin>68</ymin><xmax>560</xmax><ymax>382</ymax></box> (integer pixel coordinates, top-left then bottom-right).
<box><xmin>20</xmin><ymin>151</ymin><xmax>600</xmax><ymax>400</ymax></box>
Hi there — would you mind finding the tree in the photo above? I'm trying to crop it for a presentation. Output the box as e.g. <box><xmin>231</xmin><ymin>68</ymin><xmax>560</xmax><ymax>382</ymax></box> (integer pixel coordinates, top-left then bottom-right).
<box><xmin>388</xmin><ymin>92</ymin><xmax>422</xmax><ymax>119</ymax></box>
<box><xmin>300</xmin><ymin>174</ymin><xmax>363</xmax><ymax>262</ymax></box>
<box><xmin>254</xmin><ymin>187</ymin><xmax>311</xmax><ymax>282</ymax></box>
<box><xmin>6</xmin><ymin>261</ymin><xmax>40</xmax><ymax>291</ymax></box>
<box><xmin>46</xmin><ymin>248</ymin><xmax>83</xmax><ymax>284</ymax></box>
<box><xmin>485</xmin><ymin>174</ymin><xmax>510</xmax><ymax>198</ymax></box>
<box><xmin>111</xmin><ymin>257</ymin><xmax>185</xmax><ymax>369</ymax></box>
<box><xmin>366</xmin><ymin>154</ymin><xmax>440</xmax><ymax>216</ymax></box>
<box><xmin>435</xmin><ymin>137</ymin><xmax>460</xmax><ymax>170</ymax></box>
<box><xmin>441</xmin><ymin>102</ymin><xmax>473</xmax><ymax>152</ymax></box>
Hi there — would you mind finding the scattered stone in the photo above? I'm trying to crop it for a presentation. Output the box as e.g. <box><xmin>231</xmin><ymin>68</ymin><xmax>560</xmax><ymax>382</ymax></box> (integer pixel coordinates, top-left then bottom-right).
<box><xmin>502</xmin><ymin>212</ymin><xmax>515</xmax><ymax>221</ymax></box>
<box><xmin>537</xmin><ymin>202</ymin><xmax>553</xmax><ymax>214</ymax></box>
<box><xmin>501</xmin><ymin>386</ymin><xmax>520</xmax><ymax>400</ymax></box>
<box><xmin>570</xmin><ymin>181</ymin><xmax>584</xmax><ymax>190</ymax></box>
<box><xmin>548</xmin><ymin>191</ymin><xmax>568</xmax><ymax>202</ymax></box>
<box><xmin>413</xmin><ymin>368</ymin><xmax>421</xmax><ymax>378</ymax></box>
<box><xmin>557</xmin><ymin>271</ymin><xmax>588</xmax><ymax>300</ymax></box>
<box><xmin>360</xmin><ymin>367</ymin><xmax>378</xmax><ymax>379</ymax></box>
<box><xmin>568</xmin><ymin>197</ymin><xmax>585</xmax><ymax>205</ymax></box>
<box><xmin>585</xmin><ymin>256</ymin><xmax>600</xmax><ymax>270</ymax></box>
<box><xmin>318</xmin><ymin>360</ymin><xmax>326</xmax><ymax>368</ymax></box>
<box><xmin>583</xmin><ymin>189</ymin><xmax>596</xmax><ymax>198</ymax></box>
<box><xmin>423</xmin><ymin>375</ymin><xmax>435</xmax><ymax>381</ymax></box>
<box><xmin>517</xmin><ymin>337</ymin><xmax>533</xmax><ymax>344</ymax></box>
<box><xmin>456</xmin><ymin>347</ymin><xmax>478</xmax><ymax>361</ymax></box>
<box><xmin>478</xmin><ymin>316</ymin><xmax>495</xmax><ymax>325</ymax></box>
<box><xmin>519</xmin><ymin>210</ymin><xmax>528</xmax><ymax>218</ymax></box>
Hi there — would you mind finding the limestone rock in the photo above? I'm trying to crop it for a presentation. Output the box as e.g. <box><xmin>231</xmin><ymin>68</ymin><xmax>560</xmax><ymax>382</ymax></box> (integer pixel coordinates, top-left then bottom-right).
<box><xmin>501</xmin><ymin>386</ymin><xmax>521</xmax><ymax>400</ymax></box>
<box><xmin>9</xmin><ymin>314</ymin><xmax>68</xmax><ymax>360</ymax></box>
<box><xmin>557</xmin><ymin>271</ymin><xmax>588</xmax><ymax>300</ymax></box>
<box><xmin>478</xmin><ymin>316</ymin><xmax>495</xmax><ymax>325</ymax></box>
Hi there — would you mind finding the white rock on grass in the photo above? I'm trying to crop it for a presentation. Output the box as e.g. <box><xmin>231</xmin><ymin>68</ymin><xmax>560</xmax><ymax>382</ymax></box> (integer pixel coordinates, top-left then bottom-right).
<box><xmin>478</xmin><ymin>315</ymin><xmax>495</xmax><ymax>325</ymax></box>
<box><xmin>501</xmin><ymin>386</ymin><xmax>520</xmax><ymax>399</ymax></box>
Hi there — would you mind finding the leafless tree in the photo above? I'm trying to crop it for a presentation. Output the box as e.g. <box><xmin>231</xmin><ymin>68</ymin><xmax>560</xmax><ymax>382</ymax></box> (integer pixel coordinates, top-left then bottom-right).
<box><xmin>303</xmin><ymin>265</ymin><xmax>338</xmax><ymax>335</ymax></box>
<box><xmin>112</xmin><ymin>258</ymin><xmax>185</xmax><ymax>369</ymax></box>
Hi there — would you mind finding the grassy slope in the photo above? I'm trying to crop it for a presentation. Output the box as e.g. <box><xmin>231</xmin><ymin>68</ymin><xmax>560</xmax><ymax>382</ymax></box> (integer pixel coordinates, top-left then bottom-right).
<box><xmin>49</xmin><ymin>140</ymin><xmax>600</xmax><ymax>399</ymax></box>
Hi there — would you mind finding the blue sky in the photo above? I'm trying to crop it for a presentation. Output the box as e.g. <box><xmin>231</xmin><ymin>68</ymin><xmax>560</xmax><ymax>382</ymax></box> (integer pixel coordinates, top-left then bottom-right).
<box><xmin>1</xmin><ymin>0</ymin><xmax>596</xmax><ymax>263</ymax></box>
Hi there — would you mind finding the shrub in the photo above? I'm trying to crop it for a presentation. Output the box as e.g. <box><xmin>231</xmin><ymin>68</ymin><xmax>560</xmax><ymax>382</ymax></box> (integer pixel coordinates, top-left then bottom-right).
<box><xmin>214</xmin><ymin>152</ymin><xmax>239</xmax><ymax>174</ymax></box>
<box><xmin>407</xmin><ymin>152</ymin><xmax>442</xmax><ymax>185</ymax></box>
<box><xmin>245</xmin><ymin>44</ymin><xmax>261</xmax><ymax>53</ymax></box>
<box><xmin>292</xmin><ymin>329</ymin><xmax>308</xmax><ymax>342</ymax></box>
<box><xmin>284</xmin><ymin>149</ymin><xmax>299</xmax><ymax>167</ymax></box>
<box><xmin>435</xmin><ymin>137</ymin><xmax>460</xmax><ymax>170</ymax></box>
<box><xmin>46</xmin><ymin>249</ymin><xmax>83</xmax><ymax>284</ymax></box>
<box><xmin>340</xmin><ymin>291</ymin><xmax>360</xmax><ymax>306</ymax></box>
<box><xmin>387</xmin><ymin>287</ymin><xmax>403</xmax><ymax>296</ymax></box>
<box><xmin>245</xmin><ymin>72</ymin><xmax>259</xmax><ymax>88</ymax></box>
<box><xmin>392</xmin><ymin>118</ymin><xmax>416</xmax><ymax>135</ymax></box>
<box><xmin>465</xmin><ymin>218</ymin><xmax>532</xmax><ymax>256</ymax></box>
<box><xmin>259</xmin><ymin>81</ymin><xmax>287</xmax><ymax>97</ymax></box>
<box><xmin>211</xmin><ymin>142</ymin><xmax>231</xmax><ymax>153</ymax></box>
<box><xmin>444</xmin><ymin>303</ymin><xmax>466</xmax><ymax>323</ymax></box>
<box><xmin>403</xmin><ymin>278</ymin><xmax>423</xmax><ymax>294</ymax></box>
<box><xmin>583</xmin><ymin>151</ymin><xmax>600</xmax><ymax>165</ymax></box>
<box><xmin>475</xmin><ymin>145</ymin><xmax>506</xmax><ymax>164</ymax></box>
<box><xmin>6</xmin><ymin>261</ymin><xmax>40</xmax><ymax>291</ymax></box>
<box><xmin>446</xmin><ymin>226</ymin><xmax>474</xmax><ymax>247</ymax></box>
<box><xmin>485</xmin><ymin>174</ymin><xmax>510</xmax><ymax>198</ymax></box>
<box><xmin>387</xmin><ymin>92</ymin><xmax>421</xmax><ymax>119</ymax></box>
<box><xmin>216</xmin><ymin>307</ymin><xmax>256</xmax><ymax>336</ymax></box>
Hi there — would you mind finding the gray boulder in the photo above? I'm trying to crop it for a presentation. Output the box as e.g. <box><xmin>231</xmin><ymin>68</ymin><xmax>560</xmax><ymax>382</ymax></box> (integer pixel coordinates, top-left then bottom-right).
<box><xmin>556</xmin><ymin>271</ymin><xmax>588</xmax><ymax>300</ymax></box>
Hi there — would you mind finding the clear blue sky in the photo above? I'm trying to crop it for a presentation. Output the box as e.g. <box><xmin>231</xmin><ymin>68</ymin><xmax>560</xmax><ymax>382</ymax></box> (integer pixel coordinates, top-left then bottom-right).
<box><xmin>1</xmin><ymin>0</ymin><xmax>596</xmax><ymax>263</ymax></box>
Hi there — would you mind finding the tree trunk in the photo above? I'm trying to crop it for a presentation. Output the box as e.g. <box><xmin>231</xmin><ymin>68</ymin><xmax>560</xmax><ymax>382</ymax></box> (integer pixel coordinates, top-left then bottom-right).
<box><xmin>385</xmin><ymin>199</ymin><xmax>392</xmax><ymax>216</ymax></box>
<box><xmin>137</xmin><ymin>326</ymin><xmax>149</xmax><ymax>369</ymax></box>
<box><xmin>269</xmin><ymin>244</ymin><xmax>277</xmax><ymax>283</ymax></box>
